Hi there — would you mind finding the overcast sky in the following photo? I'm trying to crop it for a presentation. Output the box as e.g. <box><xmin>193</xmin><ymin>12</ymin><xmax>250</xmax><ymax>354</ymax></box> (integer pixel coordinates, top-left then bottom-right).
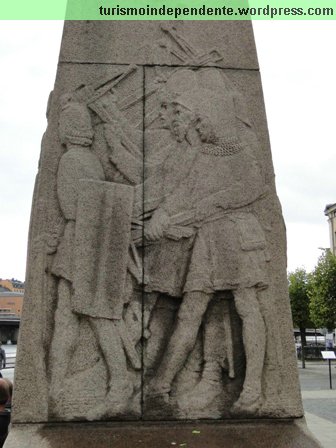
<box><xmin>0</xmin><ymin>20</ymin><xmax>335</xmax><ymax>281</ymax></box>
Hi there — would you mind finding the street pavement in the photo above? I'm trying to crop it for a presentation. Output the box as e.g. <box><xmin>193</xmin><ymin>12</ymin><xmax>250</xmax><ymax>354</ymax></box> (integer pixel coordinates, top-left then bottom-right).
<box><xmin>299</xmin><ymin>360</ymin><xmax>336</xmax><ymax>448</ymax></box>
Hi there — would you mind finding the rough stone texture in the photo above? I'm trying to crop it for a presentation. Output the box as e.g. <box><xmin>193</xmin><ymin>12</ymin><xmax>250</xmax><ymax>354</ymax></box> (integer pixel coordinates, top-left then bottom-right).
<box><xmin>59</xmin><ymin>21</ymin><xmax>259</xmax><ymax>69</ymax></box>
<box><xmin>7</xmin><ymin>15</ymin><xmax>317</xmax><ymax>447</ymax></box>
<box><xmin>5</xmin><ymin>420</ymin><xmax>322</xmax><ymax>448</ymax></box>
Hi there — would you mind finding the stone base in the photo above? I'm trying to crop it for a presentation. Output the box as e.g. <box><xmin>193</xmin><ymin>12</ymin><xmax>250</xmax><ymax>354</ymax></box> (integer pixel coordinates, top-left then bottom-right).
<box><xmin>4</xmin><ymin>419</ymin><xmax>322</xmax><ymax>448</ymax></box>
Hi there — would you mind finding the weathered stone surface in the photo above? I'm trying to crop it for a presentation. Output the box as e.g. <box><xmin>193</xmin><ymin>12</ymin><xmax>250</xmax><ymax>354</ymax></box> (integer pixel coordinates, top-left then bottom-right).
<box><xmin>59</xmin><ymin>21</ymin><xmax>259</xmax><ymax>69</ymax></box>
<box><xmin>7</xmin><ymin>15</ymin><xmax>317</xmax><ymax>448</ymax></box>
<box><xmin>5</xmin><ymin>420</ymin><xmax>322</xmax><ymax>448</ymax></box>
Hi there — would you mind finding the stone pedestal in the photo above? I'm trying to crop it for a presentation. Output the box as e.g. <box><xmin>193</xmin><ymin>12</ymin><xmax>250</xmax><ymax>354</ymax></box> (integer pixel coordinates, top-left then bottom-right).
<box><xmin>6</xmin><ymin>420</ymin><xmax>321</xmax><ymax>448</ymax></box>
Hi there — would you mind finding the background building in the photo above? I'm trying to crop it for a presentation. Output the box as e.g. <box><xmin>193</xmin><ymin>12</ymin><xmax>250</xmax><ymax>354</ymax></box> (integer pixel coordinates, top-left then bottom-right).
<box><xmin>0</xmin><ymin>291</ymin><xmax>23</xmax><ymax>317</ymax></box>
<box><xmin>0</xmin><ymin>287</ymin><xmax>22</xmax><ymax>344</ymax></box>
<box><xmin>0</xmin><ymin>278</ymin><xmax>25</xmax><ymax>294</ymax></box>
<box><xmin>324</xmin><ymin>203</ymin><xmax>336</xmax><ymax>255</ymax></box>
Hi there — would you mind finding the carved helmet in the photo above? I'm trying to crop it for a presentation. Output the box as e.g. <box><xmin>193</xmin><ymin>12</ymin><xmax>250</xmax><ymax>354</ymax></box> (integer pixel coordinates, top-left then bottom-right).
<box><xmin>58</xmin><ymin>96</ymin><xmax>94</xmax><ymax>147</ymax></box>
<box><xmin>164</xmin><ymin>69</ymin><xmax>198</xmax><ymax>98</ymax></box>
<box><xmin>166</xmin><ymin>68</ymin><xmax>237</xmax><ymax>142</ymax></box>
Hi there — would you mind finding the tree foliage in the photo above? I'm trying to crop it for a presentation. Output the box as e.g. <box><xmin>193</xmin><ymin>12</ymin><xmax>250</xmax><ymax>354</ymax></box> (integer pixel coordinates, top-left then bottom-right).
<box><xmin>288</xmin><ymin>268</ymin><xmax>312</xmax><ymax>329</ymax></box>
<box><xmin>309</xmin><ymin>249</ymin><xmax>336</xmax><ymax>331</ymax></box>
<box><xmin>288</xmin><ymin>267</ymin><xmax>313</xmax><ymax>368</ymax></box>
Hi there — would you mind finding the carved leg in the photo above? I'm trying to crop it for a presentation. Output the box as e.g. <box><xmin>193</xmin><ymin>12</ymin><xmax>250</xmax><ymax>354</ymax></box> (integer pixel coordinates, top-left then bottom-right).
<box><xmin>149</xmin><ymin>291</ymin><xmax>212</xmax><ymax>396</ymax></box>
<box><xmin>49</xmin><ymin>279</ymin><xmax>80</xmax><ymax>401</ymax></box>
<box><xmin>178</xmin><ymin>298</ymin><xmax>227</xmax><ymax>410</ymax></box>
<box><xmin>222</xmin><ymin>299</ymin><xmax>235</xmax><ymax>379</ymax></box>
<box><xmin>123</xmin><ymin>290</ymin><xmax>142</xmax><ymax>346</ymax></box>
<box><xmin>124</xmin><ymin>292</ymin><xmax>159</xmax><ymax>346</ymax></box>
<box><xmin>143</xmin><ymin>292</ymin><xmax>159</xmax><ymax>338</ymax></box>
<box><xmin>89</xmin><ymin>317</ymin><xmax>129</xmax><ymax>386</ymax></box>
<box><xmin>87</xmin><ymin>317</ymin><xmax>132</xmax><ymax>418</ymax></box>
<box><xmin>232</xmin><ymin>287</ymin><xmax>266</xmax><ymax>414</ymax></box>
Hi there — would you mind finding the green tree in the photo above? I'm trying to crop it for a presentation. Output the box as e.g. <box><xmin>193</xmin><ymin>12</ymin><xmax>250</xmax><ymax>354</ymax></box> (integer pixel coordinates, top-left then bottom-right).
<box><xmin>309</xmin><ymin>249</ymin><xmax>336</xmax><ymax>331</ymax></box>
<box><xmin>288</xmin><ymin>268</ymin><xmax>313</xmax><ymax>368</ymax></box>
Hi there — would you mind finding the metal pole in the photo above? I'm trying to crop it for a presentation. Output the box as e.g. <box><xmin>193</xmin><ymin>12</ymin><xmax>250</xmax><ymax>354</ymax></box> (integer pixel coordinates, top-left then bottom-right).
<box><xmin>329</xmin><ymin>360</ymin><xmax>333</xmax><ymax>389</ymax></box>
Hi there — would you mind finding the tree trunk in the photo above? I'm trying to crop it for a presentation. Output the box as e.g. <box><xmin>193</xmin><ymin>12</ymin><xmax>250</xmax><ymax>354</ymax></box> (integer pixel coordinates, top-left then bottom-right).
<box><xmin>300</xmin><ymin>327</ymin><xmax>306</xmax><ymax>369</ymax></box>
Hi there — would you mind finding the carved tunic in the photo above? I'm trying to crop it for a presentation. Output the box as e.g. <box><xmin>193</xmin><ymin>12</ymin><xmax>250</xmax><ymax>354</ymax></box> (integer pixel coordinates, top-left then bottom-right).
<box><xmin>144</xmin><ymin>144</ymin><xmax>269</xmax><ymax>296</ymax></box>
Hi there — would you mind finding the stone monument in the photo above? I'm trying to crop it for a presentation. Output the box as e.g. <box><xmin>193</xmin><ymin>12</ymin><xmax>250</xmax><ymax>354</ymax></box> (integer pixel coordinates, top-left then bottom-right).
<box><xmin>5</xmin><ymin>19</ymin><xmax>321</xmax><ymax>448</ymax></box>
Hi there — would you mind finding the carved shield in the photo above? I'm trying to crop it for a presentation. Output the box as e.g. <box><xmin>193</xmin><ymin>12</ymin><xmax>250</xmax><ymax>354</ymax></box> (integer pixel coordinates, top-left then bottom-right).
<box><xmin>72</xmin><ymin>180</ymin><xmax>134</xmax><ymax>320</ymax></box>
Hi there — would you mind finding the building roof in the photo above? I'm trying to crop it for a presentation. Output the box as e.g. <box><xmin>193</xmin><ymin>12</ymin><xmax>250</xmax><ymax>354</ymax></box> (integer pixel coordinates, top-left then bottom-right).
<box><xmin>324</xmin><ymin>203</ymin><xmax>336</xmax><ymax>215</ymax></box>
<box><xmin>0</xmin><ymin>292</ymin><xmax>24</xmax><ymax>297</ymax></box>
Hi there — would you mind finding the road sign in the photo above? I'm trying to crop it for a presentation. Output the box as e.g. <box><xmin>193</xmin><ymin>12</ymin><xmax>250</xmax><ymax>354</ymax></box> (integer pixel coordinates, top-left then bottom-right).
<box><xmin>321</xmin><ymin>351</ymin><xmax>335</xmax><ymax>389</ymax></box>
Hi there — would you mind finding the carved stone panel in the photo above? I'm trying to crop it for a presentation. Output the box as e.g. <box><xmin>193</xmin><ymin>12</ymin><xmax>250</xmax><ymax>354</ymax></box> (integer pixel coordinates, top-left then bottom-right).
<box><xmin>12</xmin><ymin>21</ymin><xmax>303</xmax><ymax>427</ymax></box>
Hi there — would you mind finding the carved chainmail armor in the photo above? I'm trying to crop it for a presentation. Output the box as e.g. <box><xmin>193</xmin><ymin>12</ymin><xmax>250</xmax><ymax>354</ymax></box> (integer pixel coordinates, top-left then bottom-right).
<box><xmin>200</xmin><ymin>137</ymin><xmax>244</xmax><ymax>156</ymax></box>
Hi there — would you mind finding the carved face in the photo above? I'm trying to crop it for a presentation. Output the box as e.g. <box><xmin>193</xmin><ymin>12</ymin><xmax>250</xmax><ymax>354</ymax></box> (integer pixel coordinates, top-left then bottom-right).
<box><xmin>172</xmin><ymin>103</ymin><xmax>194</xmax><ymax>143</ymax></box>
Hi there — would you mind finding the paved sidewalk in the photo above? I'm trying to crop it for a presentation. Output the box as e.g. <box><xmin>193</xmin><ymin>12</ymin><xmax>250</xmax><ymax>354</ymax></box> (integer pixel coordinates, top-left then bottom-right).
<box><xmin>298</xmin><ymin>360</ymin><xmax>336</xmax><ymax>448</ymax></box>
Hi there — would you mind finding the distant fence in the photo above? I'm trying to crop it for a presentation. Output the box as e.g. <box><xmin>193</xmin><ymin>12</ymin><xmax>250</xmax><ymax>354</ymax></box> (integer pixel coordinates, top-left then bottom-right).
<box><xmin>2</xmin><ymin>353</ymin><xmax>16</xmax><ymax>369</ymax></box>
<box><xmin>297</xmin><ymin>346</ymin><xmax>336</xmax><ymax>360</ymax></box>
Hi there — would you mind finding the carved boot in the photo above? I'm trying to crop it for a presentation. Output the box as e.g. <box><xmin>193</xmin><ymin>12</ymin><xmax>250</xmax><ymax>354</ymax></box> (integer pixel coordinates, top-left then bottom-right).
<box><xmin>178</xmin><ymin>360</ymin><xmax>223</xmax><ymax>411</ymax></box>
<box><xmin>146</xmin><ymin>379</ymin><xmax>171</xmax><ymax>403</ymax></box>
<box><xmin>143</xmin><ymin>380</ymin><xmax>173</xmax><ymax>418</ymax></box>
<box><xmin>231</xmin><ymin>384</ymin><xmax>262</xmax><ymax>415</ymax></box>
<box><xmin>86</xmin><ymin>380</ymin><xmax>133</xmax><ymax>420</ymax></box>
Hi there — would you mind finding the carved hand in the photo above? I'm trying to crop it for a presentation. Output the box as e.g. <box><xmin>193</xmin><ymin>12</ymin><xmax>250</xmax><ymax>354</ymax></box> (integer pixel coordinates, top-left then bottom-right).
<box><xmin>145</xmin><ymin>208</ymin><xmax>170</xmax><ymax>241</ymax></box>
<box><xmin>45</xmin><ymin>232</ymin><xmax>60</xmax><ymax>255</ymax></box>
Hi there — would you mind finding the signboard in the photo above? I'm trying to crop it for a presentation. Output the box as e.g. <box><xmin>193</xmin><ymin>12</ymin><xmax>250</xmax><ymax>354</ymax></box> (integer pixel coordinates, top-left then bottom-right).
<box><xmin>321</xmin><ymin>351</ymin><xmax>336</xmax><ymax>360</ymax></box>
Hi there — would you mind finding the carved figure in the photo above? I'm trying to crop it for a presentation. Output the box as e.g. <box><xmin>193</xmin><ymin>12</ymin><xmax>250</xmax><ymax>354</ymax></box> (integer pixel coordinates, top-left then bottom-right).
<box><xmin>49</xmin><ymin>96</ymin><xmax>137</xmax><ymax>419</ymax></box>
<box><xmin>106</xmin><ymin>70</ymin><xmax>205</xmax><ymax>347</ymax></box>
<box><xmin>138</xmin><ymin>69</ymin><xmax>269</xmax><ymax>414</ymax></box>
